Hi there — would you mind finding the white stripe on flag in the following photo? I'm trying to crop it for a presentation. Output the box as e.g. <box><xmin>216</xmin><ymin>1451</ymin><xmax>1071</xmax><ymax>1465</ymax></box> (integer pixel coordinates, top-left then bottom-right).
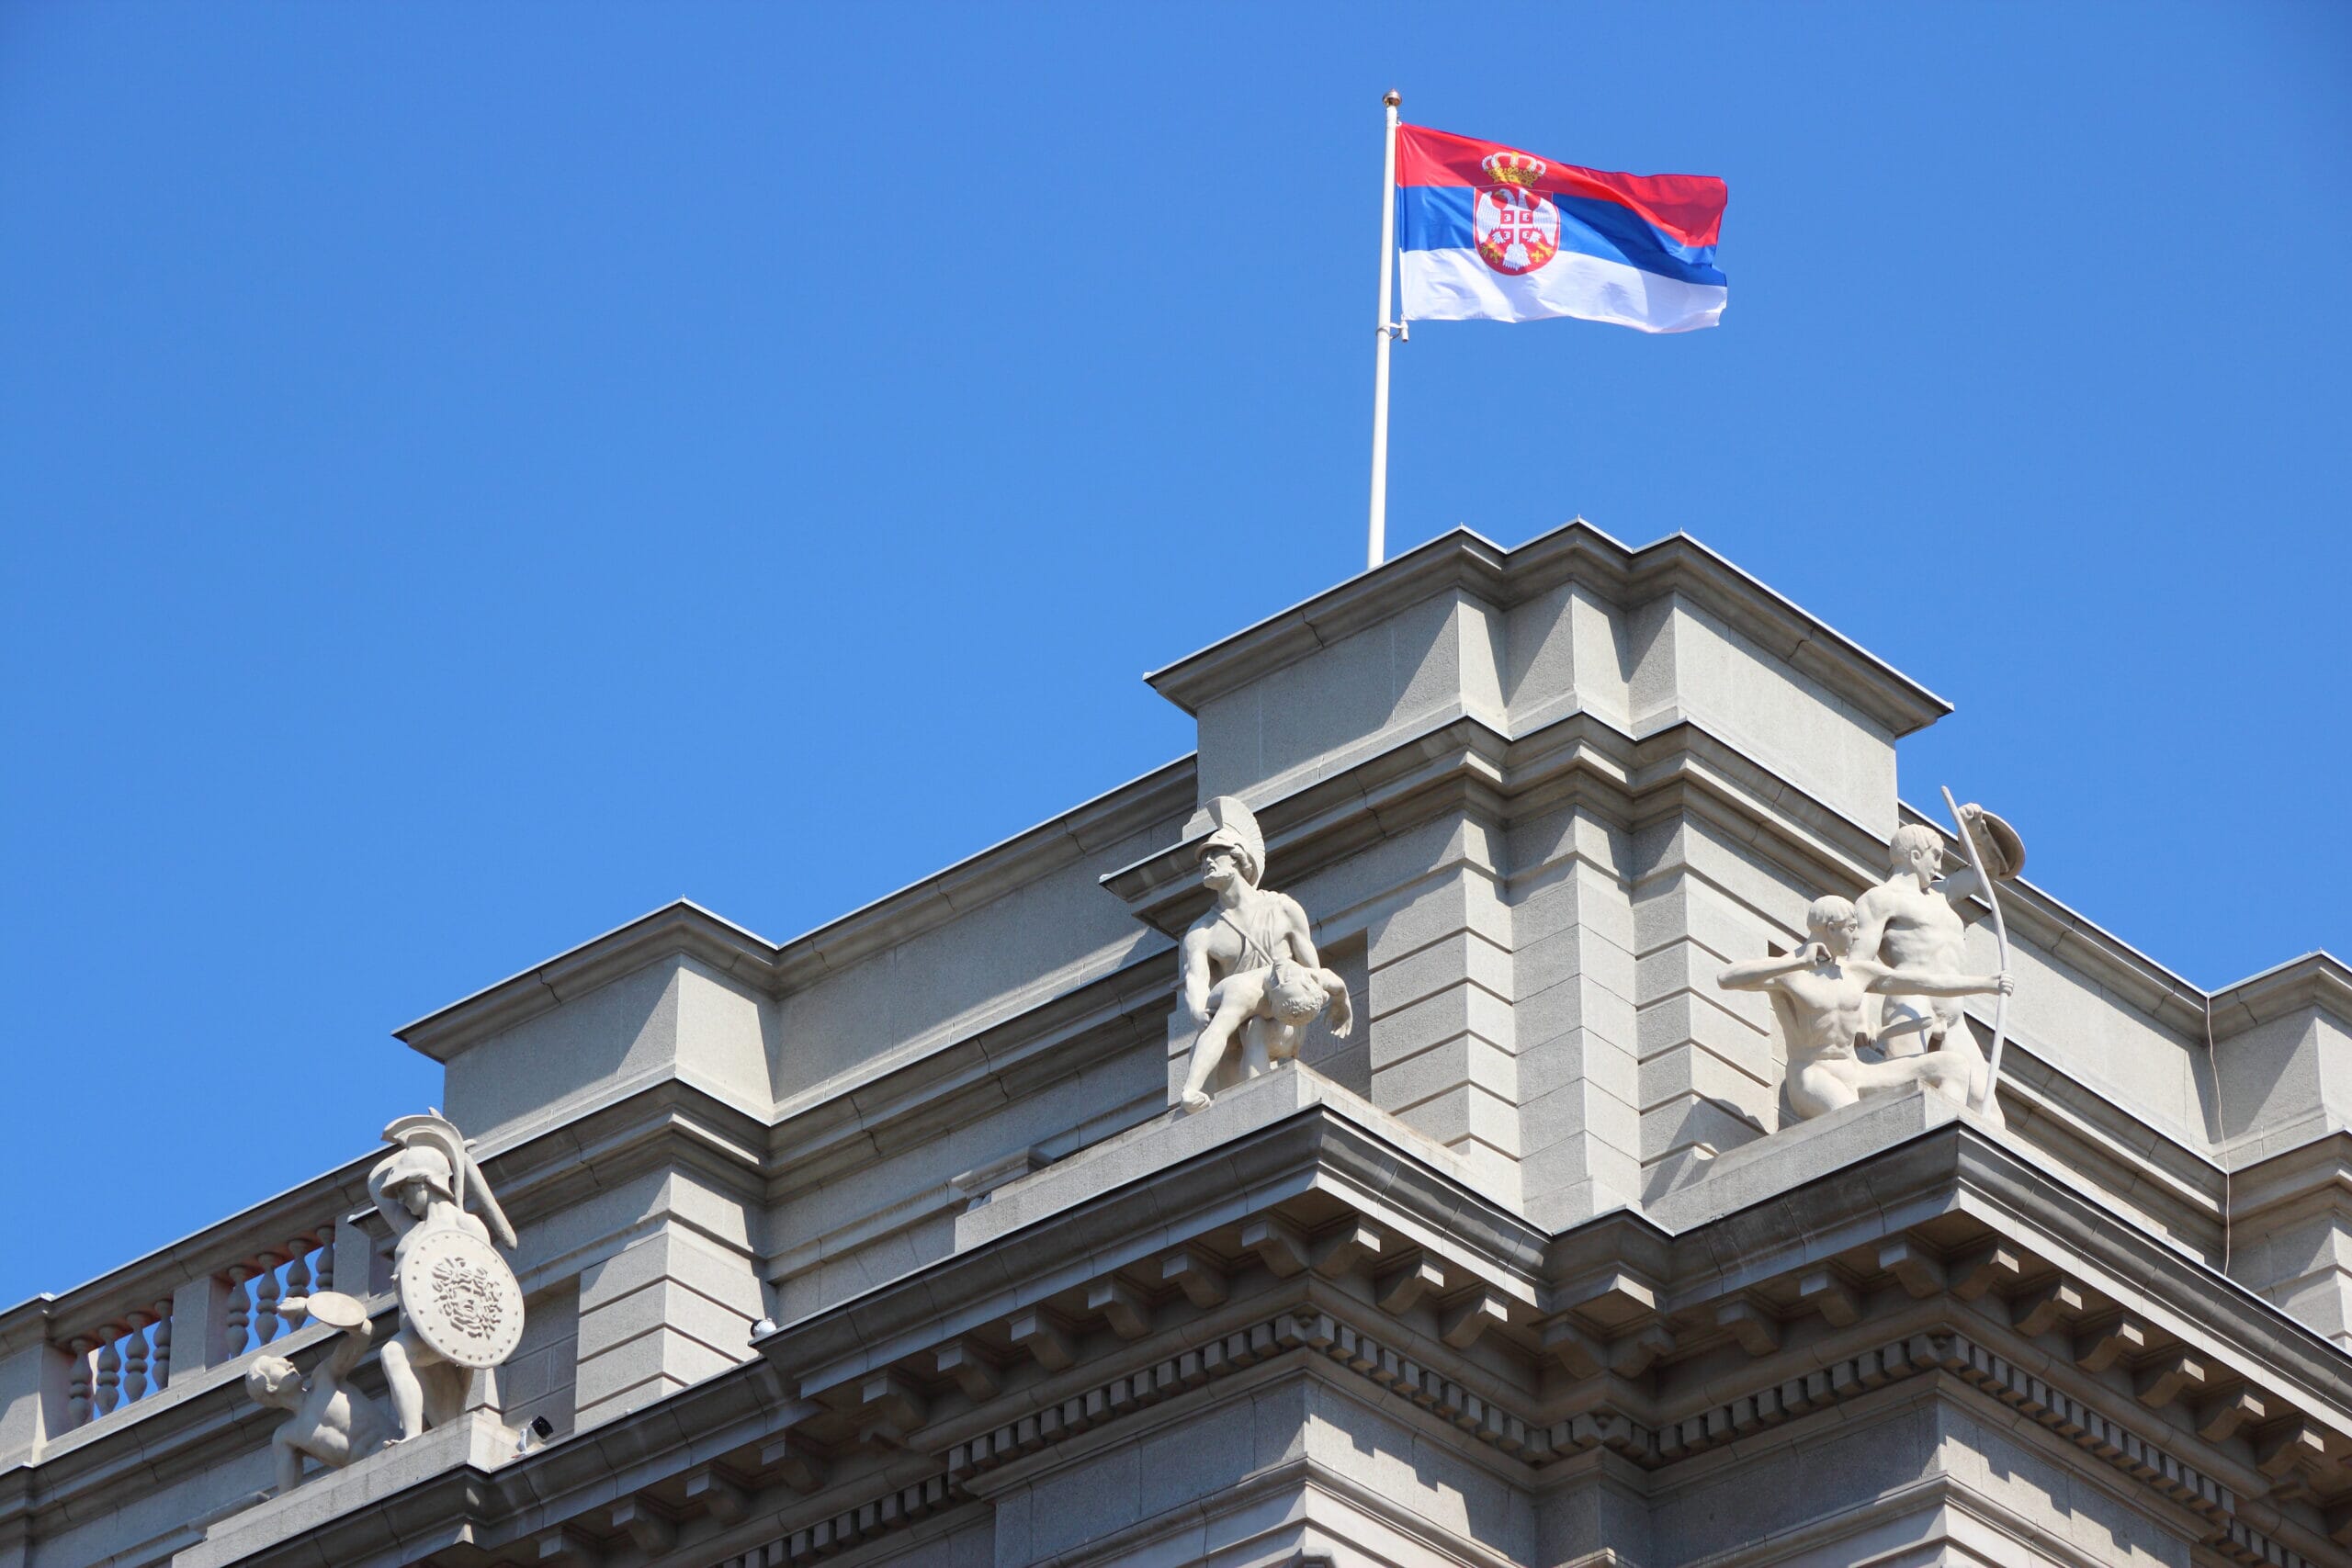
<box><xmin>1401</xmin><ymin>247</ymin><xmax>1725</xmax><ymax>333</ymax></box>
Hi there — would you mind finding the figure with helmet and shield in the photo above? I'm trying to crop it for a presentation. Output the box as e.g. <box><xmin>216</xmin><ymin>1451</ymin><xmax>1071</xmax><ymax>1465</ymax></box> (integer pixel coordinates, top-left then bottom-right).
<box><xmin>367</xmin><ymin>1110</ymin><xmax>526</xmax><ymax>1442</ymax></box>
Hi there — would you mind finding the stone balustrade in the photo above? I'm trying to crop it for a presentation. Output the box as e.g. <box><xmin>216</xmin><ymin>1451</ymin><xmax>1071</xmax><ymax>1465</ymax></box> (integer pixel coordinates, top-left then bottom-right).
<box><xmin>55</xmin><ymin>1231</ymin><xmax>347</xmax><ymax>1431</ymax></box>
<box><xmin>0</xmin><ymin>1153</ymin><xmax>382</xmax><ymax>1463</ymax></box>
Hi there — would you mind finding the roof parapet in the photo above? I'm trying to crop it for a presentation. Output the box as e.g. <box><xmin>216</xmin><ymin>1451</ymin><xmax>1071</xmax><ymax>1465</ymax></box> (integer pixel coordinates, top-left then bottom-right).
<box><xmin>1146</xmin><ymin>520</ymin><xmax>1952</xmax><ymax>739</ymax></box>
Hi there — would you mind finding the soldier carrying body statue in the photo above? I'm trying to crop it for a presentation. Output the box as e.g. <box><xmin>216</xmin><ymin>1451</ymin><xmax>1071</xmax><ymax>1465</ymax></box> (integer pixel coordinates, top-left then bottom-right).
<box><xmin>1176</xmin><ymin>796</ymin><xmax>1351</xmax><ymax>1112</ymax></box>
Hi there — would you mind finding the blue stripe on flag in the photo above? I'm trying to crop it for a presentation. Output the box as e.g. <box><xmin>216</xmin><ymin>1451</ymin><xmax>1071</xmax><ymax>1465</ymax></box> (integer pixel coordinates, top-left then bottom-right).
<box><xmin>1396</xmin><ymin>186</ymin><xmax>1725</xmax><ymax>286</ymax></box>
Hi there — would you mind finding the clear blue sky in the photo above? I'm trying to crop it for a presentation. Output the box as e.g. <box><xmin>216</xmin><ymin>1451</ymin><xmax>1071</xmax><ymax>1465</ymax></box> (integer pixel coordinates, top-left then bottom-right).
<box><xmin>4</xmin><ymin>5</ymin><xmax>2346</xmax><ymax>1307</ymax></box>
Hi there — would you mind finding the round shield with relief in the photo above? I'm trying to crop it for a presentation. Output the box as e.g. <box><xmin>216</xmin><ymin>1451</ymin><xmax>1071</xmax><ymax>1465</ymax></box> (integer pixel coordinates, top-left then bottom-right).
<box><xmin>397</xmin><ymin>1226</ymin><xmax>526</xmax><ymax>1369</ymax></box>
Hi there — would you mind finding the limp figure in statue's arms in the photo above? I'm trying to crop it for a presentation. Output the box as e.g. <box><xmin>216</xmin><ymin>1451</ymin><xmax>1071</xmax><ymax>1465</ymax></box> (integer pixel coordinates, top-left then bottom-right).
<box><xmin>1718</xmin><ymin>896</ymin><xmax>2011</xmax><ymax>1121</ymax></box>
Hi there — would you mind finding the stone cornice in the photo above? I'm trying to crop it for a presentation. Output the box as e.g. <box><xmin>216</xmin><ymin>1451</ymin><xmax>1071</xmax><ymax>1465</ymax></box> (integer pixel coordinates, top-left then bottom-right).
<box><xmin>2211</xmin><ymin>952</ymin><xmax>2352</xmax><ymax>1036</ymax></box>
<box><xmin>115</xmin><ymin>1091</ymin><xmax>2352</xmax><ymax>1568</ymax></box>
<box><xmin>398</xmin><ymin>899</ymin><xmax>777</xmax><ymax>1062</ymax></box>
<box><xmin>1939</xmin><ymin>1134</ymin><xmax>2352</xmax><ymax>1420</ymax></box>
<box><xmin>1102</xmin><ymin>706</ymin><xmax>1895</xmax><ymax>942</ymax></box>
<box><xmin>1142</xmin><ymin>521</ymin><xmax>1952</xmax><ymax>739</ymax></box>
<box><xmin>2226</xmin><ymin>1131</ymin><xmax>2352</xmax><ymax>1224</ymax></box>
<box><xmin>749</xmin><ymin>1086</ymin><xmax>2352</xmax><ymax>1476</ymax></box>
<box><xmin>395</xmin><ymin>756</ymin><xmax>1195</xmax><ymax>1063</ymax></box>
<box><xmin>481</xmin><ymin>1077</ymin><xmax>771</xmax><ymax>1238</ymax></box>
<box><xmin>754</xmin><ymin>1097</ymin><xmax>1547</xmax><ymax>1401</ymax></box>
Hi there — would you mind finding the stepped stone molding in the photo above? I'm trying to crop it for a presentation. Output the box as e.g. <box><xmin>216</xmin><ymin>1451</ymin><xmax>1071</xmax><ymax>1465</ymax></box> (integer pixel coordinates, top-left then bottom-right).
<box><xmin>1141</xmin><ymin>524</ymin><xmax>1951</xmax><ymax>739</ymax></box>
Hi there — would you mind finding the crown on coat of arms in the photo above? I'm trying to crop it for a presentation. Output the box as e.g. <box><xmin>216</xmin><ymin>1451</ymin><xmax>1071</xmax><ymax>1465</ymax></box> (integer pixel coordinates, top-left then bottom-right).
<box><xmin>1480</xmin><ymin>151</ymin><xmax>1547</xmax><ymax>187</ymax></box>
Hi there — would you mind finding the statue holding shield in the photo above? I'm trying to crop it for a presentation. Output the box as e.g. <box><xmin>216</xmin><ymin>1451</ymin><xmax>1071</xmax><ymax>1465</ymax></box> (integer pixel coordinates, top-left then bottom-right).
<box><xmin>368</xmin><ymin>1110</ymin><xmax>525</xmax><ymax>1442</ymax></box>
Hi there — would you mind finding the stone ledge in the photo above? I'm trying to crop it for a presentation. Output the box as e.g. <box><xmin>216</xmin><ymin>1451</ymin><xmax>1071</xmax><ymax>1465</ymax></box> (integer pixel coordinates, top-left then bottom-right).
<box><xmin>171</xmin><ymin>1410</ymin><xmax>518</xmax><ymax>1568</ymax></box>
<box><xmin>1644</xmin><ymin>1084</ymin><xmax>1984</xmax><ymax>1233</ymax></box>
<box><xmin>952</xmin><ymin>1066</ymin><xmax>1511</xmax><ymax>1253</ymax></box>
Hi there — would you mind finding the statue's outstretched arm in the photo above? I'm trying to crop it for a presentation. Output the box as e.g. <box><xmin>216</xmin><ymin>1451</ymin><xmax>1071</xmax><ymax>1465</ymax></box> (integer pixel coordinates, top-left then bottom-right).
<box><xmin>1935</xmin><ymin>865</ymin><xmax>1985</xmax><ymax>906</ymax></box>
<box><xmin>1868</xmin><ymin>967</ymin><xmax>2010</xmax><ymax>998</ymax></box>
<box><xmin>1718</xmin><ymin>948</ymin><xmax>1816</xmax><ymax>991</ymax></box>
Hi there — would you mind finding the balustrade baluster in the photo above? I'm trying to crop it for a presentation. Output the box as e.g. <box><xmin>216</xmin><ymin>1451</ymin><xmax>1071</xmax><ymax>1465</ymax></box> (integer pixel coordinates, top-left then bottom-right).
<box><xmin>283</xmin><ymin>1243</ymin><xmax>311</xmax><ymax>1310</ymax></box>
<box><xmin>313</xmin><ymin>1233</ymin><xmax>334</xmax><ymax>1292</ymax></box>
<box><xmin>254</xmin><ymin>1255</ymin><xmax>283</xmax><ymax>1344</ymax></box>
<box><xmin>65</xmin><ymin>1337</ymin><xmax>93</xmax><ymax>1427</ymax></box>
<box><xmin>95</xmin><ymin>1334</ymin><xmax>121</xmax><ymax>1416</ymax></box>
<box><xmin>151</xmin><ymin>1303</ymin><xmax>173</xmax><ymax>1389</ymax></box>
<box><xmin>222</xmin><ymin>1265</ymin><xmax>252</xmax><ymax>1359</ymax></box>
<box><xmin>121</xmin><ymin>1314</ymin><xmax>151</xmax><ymax>1404</ymax></box>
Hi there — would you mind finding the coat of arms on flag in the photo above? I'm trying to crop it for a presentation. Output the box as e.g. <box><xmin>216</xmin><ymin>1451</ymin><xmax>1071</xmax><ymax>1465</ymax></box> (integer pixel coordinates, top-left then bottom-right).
<box><xmin>1471</xmin><ymin>152</ymin><xmax>1560</xmax><ymax>276</ymax></box>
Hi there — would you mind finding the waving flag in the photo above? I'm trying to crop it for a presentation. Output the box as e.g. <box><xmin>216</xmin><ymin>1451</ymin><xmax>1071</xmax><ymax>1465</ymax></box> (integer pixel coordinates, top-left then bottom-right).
<box><xmin>1395</xmin><ymin>125</ymin><xmax>1727</xmax><ymax>333</ymax></box>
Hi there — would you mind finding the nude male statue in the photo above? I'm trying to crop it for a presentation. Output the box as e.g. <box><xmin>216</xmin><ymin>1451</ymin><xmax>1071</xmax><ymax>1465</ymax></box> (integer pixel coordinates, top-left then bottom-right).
<box><xmin>1175</xmin><ymin>797</ymin><xmax>1344</xmax><ymax>1111</ymax></box>
<box><xmin>242</xmin><ymin>1291</ymin><xmax>390</xmax><ymax>1495</ymax></box>
<box><xmin>1718</xmin><ymin>896</ymin><xmax>2012</xmax><ymax>1121</ymax></box>
<box><xmin>1852</xmin><ymin>809</ymin><xmax>2010</xmax><ymax>1122</ymax></box>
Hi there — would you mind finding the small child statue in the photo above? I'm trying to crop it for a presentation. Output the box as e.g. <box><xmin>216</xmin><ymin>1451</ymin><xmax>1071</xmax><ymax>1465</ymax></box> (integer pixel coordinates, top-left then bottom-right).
<box><xmin>241</xmin><ymin>1290</ymin><xmax>390</xmax><ymax>1495</ymax></box>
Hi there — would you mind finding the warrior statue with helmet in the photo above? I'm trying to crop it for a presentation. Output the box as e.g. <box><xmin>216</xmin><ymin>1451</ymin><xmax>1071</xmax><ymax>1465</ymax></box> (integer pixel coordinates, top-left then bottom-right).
<box><xmin>368</xmin><ymin>1110</ymin><xmax>525</xmax><ymax>1441</ymax></box>
<box><xmin>1175</xmin><ymin>796</ymin><xmax>1352</xmax><ymax>1112</ymax></box>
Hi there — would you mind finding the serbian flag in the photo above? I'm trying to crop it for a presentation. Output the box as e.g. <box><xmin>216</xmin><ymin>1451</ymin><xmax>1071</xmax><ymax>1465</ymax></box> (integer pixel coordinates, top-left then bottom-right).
<box><xmin>1396</xmin><ymin>125</ymin><xmax>1727</xmax><ymax>333</ymax></box>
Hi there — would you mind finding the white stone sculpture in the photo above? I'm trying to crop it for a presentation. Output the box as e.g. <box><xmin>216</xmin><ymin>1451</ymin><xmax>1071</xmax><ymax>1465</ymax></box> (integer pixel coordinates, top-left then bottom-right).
<box><xmin>1852</xmin><ymin>803</ymin><xmax>2026</xmax><ymax>1126</ymax></box>
<box><xmin>242</xmin><ymin>1290</ymin><xmax>390</xmax><ymax>1494</ymax></box>
<box><xmin>1175</xmin><ymin>796</ymin><xmax>1351</xmax><ymax>1111</ymax></box>
<box><xmin>1717</xmin><ymin>895</ymin><xmax>2012</xmax><ymax>1121</ymax></box>
<box><xmin>368</xmin><ymin>1110</ymin><xmax>524</xmax><ymax>1442</ymax></box>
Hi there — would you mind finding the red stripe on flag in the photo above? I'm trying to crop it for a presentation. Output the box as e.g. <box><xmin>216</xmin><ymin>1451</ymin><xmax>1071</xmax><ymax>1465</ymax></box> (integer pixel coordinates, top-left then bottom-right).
<box><xmin>1396</xmin><ymin>124</ymin><xmax>1725</xmax><ymax>248</ymax></box>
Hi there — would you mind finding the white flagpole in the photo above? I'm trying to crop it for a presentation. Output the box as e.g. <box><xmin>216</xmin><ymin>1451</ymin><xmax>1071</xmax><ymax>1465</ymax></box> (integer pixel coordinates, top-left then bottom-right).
<box><xmin>1367</xmin><ymin>89</ymin><xmax>1401</xmax><ymax>570</ymax></box>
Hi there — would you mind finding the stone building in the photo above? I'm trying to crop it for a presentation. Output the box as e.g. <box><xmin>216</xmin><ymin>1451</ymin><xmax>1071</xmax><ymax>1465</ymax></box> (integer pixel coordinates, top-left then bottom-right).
<box><xmin>5</xmin><ymin>522</ymin><xmax>2349</xmax><ymax>1568</ymax></box>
